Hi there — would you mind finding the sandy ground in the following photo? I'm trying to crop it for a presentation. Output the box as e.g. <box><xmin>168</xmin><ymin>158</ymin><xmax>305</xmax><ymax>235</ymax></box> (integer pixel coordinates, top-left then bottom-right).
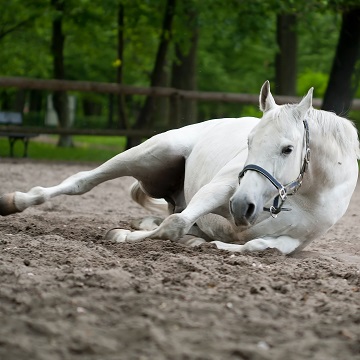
<box><xmin>0</xmin><ymin>159</ymin><xmax>359</xmax><ymax>360</ymax></box>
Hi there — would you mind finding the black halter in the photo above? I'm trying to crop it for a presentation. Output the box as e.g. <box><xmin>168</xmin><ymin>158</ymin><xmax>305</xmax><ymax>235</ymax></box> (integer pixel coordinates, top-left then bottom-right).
<box><xmin>238</xmin><ymin>119</ymin><xmax>310</xmax><ymax>218</ymax></box>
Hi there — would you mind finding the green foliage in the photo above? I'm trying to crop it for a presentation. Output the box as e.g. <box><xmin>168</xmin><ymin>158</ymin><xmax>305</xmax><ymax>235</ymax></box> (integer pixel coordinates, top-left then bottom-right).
<box><xmin>0</xmin><ymin>0</ymin><xmax>52</xmax><ymax>78</ymax></box>
<box><xmin>240</xmin><ymin>105</ymin><xmax>262</xmax><ymax>118</ymax></box>
<box><xmin>297</xmin><ymin>71</ymin><xmax>329</xmax><ymax>98</ymax></box>
<box><xmin>0</xmin><ymin>0</ymin><xmax>359</xmax><ymax>131</ymax></box>
<box><xmin>349</xmin><ymin>109</ymin><xmax>360</xmax><ymax>124</ymax></box>
<box><xmin>0</xmin><ymin>136</ymin><xmax>125</xmax><ymax>162</ymax></box>
<box><xmin>297</xmin><ymin>12</ymin><xmax>341</xmax><ymax>75</ymax></box>
<box><xmin>327</xmin><ymin>0</ymin><xmax>360</xmax><ymax>12</ymax></box>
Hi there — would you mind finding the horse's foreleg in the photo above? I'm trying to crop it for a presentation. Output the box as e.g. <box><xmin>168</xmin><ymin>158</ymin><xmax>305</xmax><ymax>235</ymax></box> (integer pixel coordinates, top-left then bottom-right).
<box><xmin>106</xmin><ymin>212</ymin><xmax>193</xmax><ymax>242</ymax></box>
<box><xmin>106</xmin><ymin>180</ymin><xmax>235</xmax><ymax>243</ymax></box>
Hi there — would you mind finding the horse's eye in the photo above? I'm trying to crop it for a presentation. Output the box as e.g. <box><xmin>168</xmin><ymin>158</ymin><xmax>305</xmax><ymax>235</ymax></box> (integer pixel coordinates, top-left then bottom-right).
<box><xmin>282</xmin><ymin>146</ymin><xmax>293</xmax><ymax>155</ymax></box>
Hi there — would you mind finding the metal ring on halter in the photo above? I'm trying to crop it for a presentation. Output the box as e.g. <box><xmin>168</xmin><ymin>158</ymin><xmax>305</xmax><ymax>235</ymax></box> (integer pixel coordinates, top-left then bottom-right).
<box><xmin>279</xmin><ymin>187</ymin><xmax>287</xmax><ymax>201</ymax></box>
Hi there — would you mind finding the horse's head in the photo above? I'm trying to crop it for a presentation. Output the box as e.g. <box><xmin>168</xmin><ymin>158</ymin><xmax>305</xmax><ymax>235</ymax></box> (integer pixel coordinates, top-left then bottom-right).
<box><xmin>230</xmin><ymin>81</ymin><xmax>314</xmax><ymax>227</ymax></box>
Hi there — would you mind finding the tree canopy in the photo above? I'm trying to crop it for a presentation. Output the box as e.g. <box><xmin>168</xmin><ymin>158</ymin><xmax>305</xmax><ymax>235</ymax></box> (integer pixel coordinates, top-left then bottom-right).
<box><xmin>0</xmin><ymin>0</ymin><xmax>359</xmax><ymax>137</ymax></box>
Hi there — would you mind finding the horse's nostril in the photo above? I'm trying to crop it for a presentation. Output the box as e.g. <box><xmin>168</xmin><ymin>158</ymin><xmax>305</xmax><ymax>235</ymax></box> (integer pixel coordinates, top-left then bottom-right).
<box><xmin>245</xmin><ymin>203</ymin><xmax>256</xmax><ymax>219</ymax></box>
<box><xmin>230</xmin><ymin>197</ymin><xmax>257</xmax><ymax>225</ymax></box>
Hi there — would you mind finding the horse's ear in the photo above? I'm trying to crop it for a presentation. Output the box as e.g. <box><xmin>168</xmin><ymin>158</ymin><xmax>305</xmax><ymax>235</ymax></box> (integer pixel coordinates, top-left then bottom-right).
<box><xmin>297</xmin><ymin>87</ymin><xmax>314</xmax><ymax>115</ymax></box>
<box><xmin>259</xmin><ymin>80</ymin><xmax>276</xmax><ymax>112</ymax></box>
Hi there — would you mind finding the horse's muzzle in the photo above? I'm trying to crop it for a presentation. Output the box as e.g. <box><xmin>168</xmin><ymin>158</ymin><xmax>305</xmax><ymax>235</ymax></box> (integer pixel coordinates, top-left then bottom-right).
<box><xmin>230</xmin><ymin>197</ymin><xmax>257</xmax><ymax>226</ymax></box>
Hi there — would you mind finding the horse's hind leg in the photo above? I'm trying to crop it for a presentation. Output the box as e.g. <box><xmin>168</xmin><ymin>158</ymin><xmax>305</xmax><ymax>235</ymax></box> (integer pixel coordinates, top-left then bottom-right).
<box><xmin>0</xmin><ymin>130</ymin><xmax>190</xmax><ymax>216</ymax></box>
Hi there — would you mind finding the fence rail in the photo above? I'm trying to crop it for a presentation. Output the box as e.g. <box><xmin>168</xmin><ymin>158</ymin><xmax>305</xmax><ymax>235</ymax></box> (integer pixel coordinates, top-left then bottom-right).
<box><xmin>0</xmin><ymin>76</ymin><xmax>360</xmax><ymax>139</ymax></box>
<box><xmin>3</xmin><ymin>76</ymin><xmax>360</xmax><ymax>108</ymax></box>
<box><xmin>0</xmin><ymin>125</ymin><xmax>158</xmax><ymax>137</ymax></box>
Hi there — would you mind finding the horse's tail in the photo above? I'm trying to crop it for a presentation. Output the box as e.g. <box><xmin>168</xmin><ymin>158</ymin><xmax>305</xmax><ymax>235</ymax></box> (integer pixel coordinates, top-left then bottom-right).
<box><xmin>130</xmin><ymin>181</ymin><xmax>168</xmax><ymax>214</ymax></box>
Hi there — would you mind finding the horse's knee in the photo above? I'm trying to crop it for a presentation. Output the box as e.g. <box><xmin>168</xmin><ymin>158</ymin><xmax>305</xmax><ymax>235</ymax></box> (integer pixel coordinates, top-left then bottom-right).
<box><xmin>157</xmin><ymin>214</ymin><xmax>192</xmax><ymax>240</ymax></box>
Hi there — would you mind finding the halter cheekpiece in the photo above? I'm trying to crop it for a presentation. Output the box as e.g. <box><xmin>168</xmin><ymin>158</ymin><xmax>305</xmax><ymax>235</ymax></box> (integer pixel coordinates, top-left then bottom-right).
<box><xmin>238</xmin><ymin>119</ymin><xmax>310</xmax><ymax>218</ymax></box>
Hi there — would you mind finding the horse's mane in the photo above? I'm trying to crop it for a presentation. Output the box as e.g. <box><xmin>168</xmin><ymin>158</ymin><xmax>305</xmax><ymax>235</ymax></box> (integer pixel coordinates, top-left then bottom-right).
<box><xmin>273</xmin><ymin>105</ymin><xmax>360</xmax><ymax>159</ymax></box>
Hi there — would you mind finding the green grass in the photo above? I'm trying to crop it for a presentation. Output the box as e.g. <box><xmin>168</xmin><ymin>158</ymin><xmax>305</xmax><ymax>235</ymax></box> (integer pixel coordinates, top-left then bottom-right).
<box><xmin>2</xmin><ymin>133</ymin><xmax>359</xmax><ymax>167</ymax></box>
<box><xmin>0</xmin><ymin>136</ymin><xmax>126</xmax><ymax>163</ymax></box>
<box><xmin>72</xmin><ymin>135</ymin><xmax>127</xmax><ymax>147</ymax></box>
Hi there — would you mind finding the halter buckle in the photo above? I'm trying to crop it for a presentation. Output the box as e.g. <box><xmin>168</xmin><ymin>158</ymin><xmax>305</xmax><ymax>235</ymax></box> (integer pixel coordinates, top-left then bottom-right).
<box><xmin>269</xmin><ymin>206</ymin><xmax>278</xmax><ymax>218</ymax></box>
<box><xmin>305</xmin><ymin>148</ymin><xmax>311</xmax><ymax>163</ymax></box>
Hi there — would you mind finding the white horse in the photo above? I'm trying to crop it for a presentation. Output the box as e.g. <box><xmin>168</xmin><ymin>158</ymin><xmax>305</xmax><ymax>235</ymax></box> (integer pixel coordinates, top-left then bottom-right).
<box><xmin>0</xmin><ymin>81</ymin><xmax>359</xmax><ymax>254</ymax></box>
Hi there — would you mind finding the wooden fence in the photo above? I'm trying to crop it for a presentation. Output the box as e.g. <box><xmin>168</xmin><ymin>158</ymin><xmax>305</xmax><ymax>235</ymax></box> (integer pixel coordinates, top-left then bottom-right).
<box><xmin>0</xmin><ymin>76</ymin><xmax>360</xmax><ymax>137</ymax></box>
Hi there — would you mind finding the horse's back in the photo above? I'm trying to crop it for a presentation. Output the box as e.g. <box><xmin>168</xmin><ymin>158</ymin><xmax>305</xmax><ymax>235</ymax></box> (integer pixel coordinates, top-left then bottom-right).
<box><xmin>128</xmin><ymin>116</ymin><xmax>257</xmax><ymax>205</ymax></box>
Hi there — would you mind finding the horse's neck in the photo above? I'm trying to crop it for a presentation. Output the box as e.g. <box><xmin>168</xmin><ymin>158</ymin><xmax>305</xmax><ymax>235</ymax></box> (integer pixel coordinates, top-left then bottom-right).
<box><xmin>301</xmin><ymin>112</ymin><xmax>358</xmax><ymax>197</ymax></box>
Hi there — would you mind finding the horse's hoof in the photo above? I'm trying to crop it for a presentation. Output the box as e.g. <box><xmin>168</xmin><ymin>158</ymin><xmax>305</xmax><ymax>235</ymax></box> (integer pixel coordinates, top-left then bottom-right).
<box><xmin>0</xmin><ymin>193</ymin><xmax>19</xmax><ymax>216</ymax></box>
<box><xmin>105</xmin><ymin>228</ymin><xmax>131</xmax><ymax>243</ymax></box>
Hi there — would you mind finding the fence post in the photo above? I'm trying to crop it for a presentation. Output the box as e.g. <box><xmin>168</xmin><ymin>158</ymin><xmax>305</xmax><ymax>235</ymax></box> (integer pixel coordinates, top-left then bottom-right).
<box><xmin>169</xmin><ymin>93</ymin><xmax>181</xmax><ymax>128</ymax></box>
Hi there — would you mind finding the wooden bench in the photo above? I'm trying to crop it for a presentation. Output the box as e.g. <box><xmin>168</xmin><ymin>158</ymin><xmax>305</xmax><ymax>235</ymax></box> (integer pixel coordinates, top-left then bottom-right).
<box><xmin>0</xmin><ymin>112</ymin><xmax>38</xmax><ymax>157</ymax></box>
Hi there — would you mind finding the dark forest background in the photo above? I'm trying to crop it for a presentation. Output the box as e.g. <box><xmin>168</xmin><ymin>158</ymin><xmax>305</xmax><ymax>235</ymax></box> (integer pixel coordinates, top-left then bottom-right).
<box><xmin>0</xmin><ymin>0</ymin><xmax>359</xmax><ymax>148</ymax></box>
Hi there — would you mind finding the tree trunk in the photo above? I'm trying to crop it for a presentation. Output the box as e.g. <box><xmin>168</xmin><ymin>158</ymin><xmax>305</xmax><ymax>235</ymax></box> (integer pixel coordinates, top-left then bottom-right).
<box><xmin>29</xmin><ymin>90</ymin><xmax>43</xmax><ymax>112</ymax></box>
<box><xmin>170</xmin><ymin>9</ymin><xmax>198</xmax><ymax>127</ymax></box>
<box><xmin>322</xmin><ymin>8</ymin><xmax>360</xmax><ymax>115</ymax></box>
<box><xmin>126</xmin><ymin>0</ymin><xmax>176</xmax><ymax>149</ymax></box>
<box><xmin>153</xmin><ymin>67</ymin><xmax>170</xmax><ymax>129</ymax></box>
<box><xmin>275</xmin><ymin>14</ymin><xmax>297</xmax><ymax>95</ymax></box>
<box><xmin>116</xmin><ymin>3</ymin><xmax>128</xmax><ymax>130</ymax></box>
<box><xmin>51</xmin><ymin>0</ymin><xmax>73</xmax><ymax>147</ymax></box>
<box><xmin>108</xmin><ymin>94</ymin><xmax>114</xmax><ymax>128</ymax></box>
<box><xmin>14</xmin><ymin>90</ymin><xmax>26</xmax><ymax>113</ymax></box>
<box><xmin>82</xmin><ymin>99</ymin><xmax>102</xmax><ymax>116</ymax></box>
<box><xmin>0</xmin><ymin>91</ymin><xmax>11</xmax><ymax>110</ymax></box>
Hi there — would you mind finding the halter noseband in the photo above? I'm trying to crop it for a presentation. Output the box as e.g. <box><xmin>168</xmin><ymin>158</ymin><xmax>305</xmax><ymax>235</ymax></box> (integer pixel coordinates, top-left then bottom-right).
<box><xmin>238</xmin><ymin>119</ymin><xmax>310</xmax><ymax>218</ymax></box>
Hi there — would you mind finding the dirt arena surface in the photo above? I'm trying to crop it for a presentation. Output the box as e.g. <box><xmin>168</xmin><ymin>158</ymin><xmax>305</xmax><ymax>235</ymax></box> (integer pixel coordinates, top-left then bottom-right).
<box><xmin>0</xmin><ymin>159</ymin><xmax>359</xmax><ymax>360</ymax></box>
